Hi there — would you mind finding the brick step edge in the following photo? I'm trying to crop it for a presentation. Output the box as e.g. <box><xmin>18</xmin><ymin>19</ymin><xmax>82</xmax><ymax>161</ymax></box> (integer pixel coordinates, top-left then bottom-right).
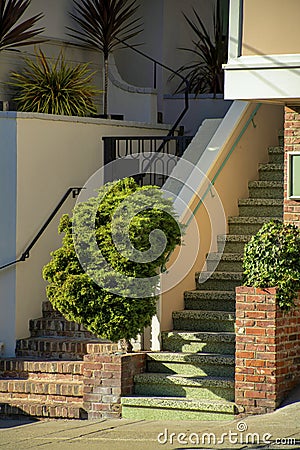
<box><xmin>0</xmin><ymin>399</ymin><xmax>88</xmax><ymax>419</ymax></box>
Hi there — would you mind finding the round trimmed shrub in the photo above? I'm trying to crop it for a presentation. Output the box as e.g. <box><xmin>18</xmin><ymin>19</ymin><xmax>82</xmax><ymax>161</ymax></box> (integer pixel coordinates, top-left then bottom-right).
<box><xmin>43</xmin><ymin>178</ymin><xmax>183</xmax><ymax>343</ymax></box>
<box><xmin>243</xmin><ymin>220</ymin><xmax>300</xmax><ymax>310</ymax></box>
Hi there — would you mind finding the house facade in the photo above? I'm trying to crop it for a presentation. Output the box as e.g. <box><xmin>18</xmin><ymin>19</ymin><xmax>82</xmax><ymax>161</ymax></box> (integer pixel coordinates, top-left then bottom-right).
<box><xmin>0</xmin><ymin>0</ymin><xmax>299</xmax><ymax>421</ymax></box>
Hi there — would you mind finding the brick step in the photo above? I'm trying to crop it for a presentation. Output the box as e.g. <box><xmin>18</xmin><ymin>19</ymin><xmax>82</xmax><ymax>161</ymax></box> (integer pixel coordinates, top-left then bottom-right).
<box><xmin>206</xmin><ymin>252</ymin><xmax>243</xmax><ymax>273</ymax></box>
<box><xmin>172</xmin><ymin>310</ymin><xmax>235</xmax><ymax>332</ymax></box>
<box><xmin>228</xmin><ymin>216</ymin><xmax>281</xmax><ymax>235</ymax></box>
<box><xmin>42</xmin><ymin>301</ymin><xmax>65</xmax><ymax>318</ymax></box>
<box><xmin>161</xmin><ymin>330</ymin><xmax>235</xmax><ymax>354</ymax></box>
<box><xmin>134</xmin><ymin>373</ymin><xmax>234</xmax><ymax>402</ymax></box>
<box><xmin>29</xmin><ymin>318</ymin><xmax>95</xmax><ymax>338</ymax></box>
<box><xmin>121</xmin><ymin>396</ymin><xmax>237</xmax><ymax>421</ymax></box>
<box><xmin>147</xmin><ymin>352</ymin><xmax>235</xmax><ymax>377</ymax></box>
<box><xmin>248</xmin><ymin>180</ymin><xmax>283</xmax><ymax>199</ymax></box>
<box><xmin>0</xmin><ymin>379</ymin><xmax>83</xmax><ymax>398</ymax></box>
<box><xmin>267</xmin><ymin>146</ymin><xmax>284</xmax><ymax>164</ymax></box>
<box><xmin>0</xmin><ymin>398</ymin><xmax>87</xmax><ymax>419</ymax></box>
<box><xmin>0</xmin><ymin>358</ymin><xmax>84</xmax><ymax>380</ymax></box>
<box><xmin>196</xmin><ymin>271</ymin><xmax>243</xmax><ymax>291</ymax></box>
<box><xmin>15</xmin><ymin>337</ymin><xmax>105</xmax><ymax>360</ymax></box>
<box><xmin>258</xmin><ymin>163</ymin><xmax>284</xmax><ymax>181</ymax></box>
<box><xmin>184</xmin><ymin>290</ymin><xmax>235</xmax><ymax>311</ymax></box>
<box><xmin>237</xmin><ymin>198</ymin><xmax>283</xmax><ymax>217</ymax></box>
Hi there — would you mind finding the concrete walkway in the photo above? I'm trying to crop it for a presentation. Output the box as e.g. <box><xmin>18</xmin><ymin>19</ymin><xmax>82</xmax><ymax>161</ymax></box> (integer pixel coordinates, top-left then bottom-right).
<box><xmin>1</xmin><ymin>397</ymin><xmax>300</xmax><ymax>450</ymax></box>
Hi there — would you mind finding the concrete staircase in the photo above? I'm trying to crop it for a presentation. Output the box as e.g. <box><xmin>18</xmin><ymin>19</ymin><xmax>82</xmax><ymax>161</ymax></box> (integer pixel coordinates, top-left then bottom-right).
<box><xmin>0</xmin><ymin>301</ymin><xmax>105</xmax><ymax>419</ymax></box>
<box><xmin>121</xmin><ymin>141</ymin><xmax>284</xmax><ymax>420</ymax></box>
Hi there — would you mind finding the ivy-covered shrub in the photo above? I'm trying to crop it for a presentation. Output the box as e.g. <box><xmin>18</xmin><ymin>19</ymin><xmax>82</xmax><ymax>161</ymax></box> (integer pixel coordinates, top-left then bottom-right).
<box><xmin>43</xmin><ymin>178</ymin><xmax>183</xmax><ymax>343</ymax></box>
<box><xmin>243</xmin><ymin>220</ymin><xmax>300</xmax><ymax>310</ymax></box>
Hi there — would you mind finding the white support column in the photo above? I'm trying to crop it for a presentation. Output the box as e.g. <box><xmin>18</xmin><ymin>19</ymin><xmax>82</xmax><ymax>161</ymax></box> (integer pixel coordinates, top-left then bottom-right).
<box><xmin>228</xmin><ymin>0</ymin><xmax>244</xmax><ymax>60</ymax></box>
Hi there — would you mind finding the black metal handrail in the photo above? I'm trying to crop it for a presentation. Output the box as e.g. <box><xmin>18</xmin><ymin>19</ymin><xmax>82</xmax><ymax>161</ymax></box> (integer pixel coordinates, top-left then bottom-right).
<box><xmin>114</xmin><ymin>36</ymin><xmax>190</xmax><ymax>137</ymax></box>
<box><xmin>0</xmin><ymin>187</ymin><xmax>83</xmax><ymax>271</ymax></box>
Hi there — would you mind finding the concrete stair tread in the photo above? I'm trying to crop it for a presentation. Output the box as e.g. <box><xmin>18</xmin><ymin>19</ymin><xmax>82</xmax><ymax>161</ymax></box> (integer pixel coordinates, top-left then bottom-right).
<box><xmin>238</xmin><ymin>198</ymin><xmax>283</xmax><ymax>206</ymax></box>
<box><xmin>184</xmin><ymin>290</ymin><xmax>235</xmax><ymax>299</ymax></box>
<box><xmin>228</xmin><ymin>216</ymin><xmax>281</xmax><ymax>224</ymax></box>
<box><xmin>134</xmin><ymin>373</ymin><xmax>234</xmax><ymax>388</ymax></box>
<box><xmin>218</xmin><ymin>234</ymin><xmax>251</xmax><ymax>242</ymax></box>
<box><xmin>258</xmin><ymin>163</ymin><xmax>284</xmax><ymax>170</ymax></box>
<box><xmin>206</xmin><ymin>253</ymin><xmax>242</xmax><ymax>262</ymax></box>
<box><xmin>197</xmin><ymin>271</ymin><xmax>243</xmax><ymax>280</ymax></box>
<box><xmin>121</xmin><ymin>396</ymin><xmax>236</xmax><ymax>413</ymax></box>
<box><xmin>172</xmin><ymin>310</ymin><xmax>235</xmax><ymax>320</ymax></box>
<box><xmin>268</xmin><ymin>146</ymin><xmax>284</xmax><ymax>154</ymax></box>
<box><xmin>248</xmin><ymin>180</ymin><xmax>283</xmax><ymax>188</ymax></box>
<box><xmin>162</xmin><ymin>330</ymin><xmax>235</xmax><ymax>341</ymax></box>
<box><xmin>147</xmin><ymin>352</ymin><xmax>234</xmax><ymax>365</ymax></box>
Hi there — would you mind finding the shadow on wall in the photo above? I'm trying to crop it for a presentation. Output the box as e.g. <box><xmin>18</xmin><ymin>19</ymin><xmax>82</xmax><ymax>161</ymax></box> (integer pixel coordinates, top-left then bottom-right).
<box><xmin>163</xmin><ymin>94</ymin><xmax>232</xmax><ymax>135</ymax></box>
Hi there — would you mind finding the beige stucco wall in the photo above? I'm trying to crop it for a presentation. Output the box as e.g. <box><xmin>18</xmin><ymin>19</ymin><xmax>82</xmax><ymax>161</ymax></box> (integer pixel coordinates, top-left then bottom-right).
<box><xmin>15</xmin><ymin>113</ymin><xmax>170</xmax><ymax>340</ymax></box>
<box><xmin>160</xmin><ymin>103</ymin><xmax>283</xmax><ymax>332</ymax></box>
<box><xmin>242</xmin><ymin>0</ymin><xmax>300</xmax><ymax>56</ymax></box>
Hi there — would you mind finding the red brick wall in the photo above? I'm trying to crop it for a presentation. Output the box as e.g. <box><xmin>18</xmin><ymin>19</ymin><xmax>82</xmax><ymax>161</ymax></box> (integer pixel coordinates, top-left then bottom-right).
<box><xmin>83</xmin><ymin>343</ymin><xmax>146</xmax><ymax>419</ymax></box>
<box><xmin>284</xmin><ymin>106</ymin><xmax>300</xmax><ymax>226</ymax></box>
<box><xmin>235</xmin><ymin>287</ymin><xmax>300</xmax><ymax>416</ymax></box>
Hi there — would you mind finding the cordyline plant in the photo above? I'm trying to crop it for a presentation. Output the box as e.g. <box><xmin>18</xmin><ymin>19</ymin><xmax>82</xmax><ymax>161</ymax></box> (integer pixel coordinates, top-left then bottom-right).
<box><xmin>67</xmin><ymin>0</ymin><xmax>143</xmax><ymax>116</ymax></box>
<box><xmin>172</xmin><ymin>3</ymin><xmax>228</xmax><ymax>96</ymax></box>
<box><xmin>10</xmin><ymin>48</ymin><xmax>99</xmax><ymax>116</ymax></box>
<box><xmin>0</xmin><ymin>0</ymin><xmax>44</xmax><ymax>51</ymax></box>
<box><xmin>243</xmin><ymin>220</ymin><xmax>300</xmax><ymax>310</ymax></box>
<box><xmin>43</xmin><ymin>178</ymin><xmax>183</xmax><ymax>351</ymax></box>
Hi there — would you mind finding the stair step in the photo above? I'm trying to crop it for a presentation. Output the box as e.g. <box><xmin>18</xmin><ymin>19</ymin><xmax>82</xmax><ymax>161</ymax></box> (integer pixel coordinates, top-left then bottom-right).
<box><xmin>268</xmin><ymin>146</ymin><xmax>284</xmax><ymax>164</ymax></box>
<box><xmin>184</xmin><ymin>290</ymin><xmax>235</xmax><ymax>311</ymax></box>
<box><xmin>196</xmin><ymin>271</ymin><xmax>243</xmax><ymax>291</ymax></box>
<box><xmin>0</xmin><ymin>358</ymin><xmax>84</xmax><ymax>380</ymax></box>
<box><xmin>29</xmin><ymin>318</ymin><xmax>95</xmax><ymax>338</ymax></box>
<box><xmin>147</xmin><ymin>352</ymin><xmax>235</xmax><ymax>377</ymax></box>
<box><xmin>278</xmin><ymin>131</ymin><xmax>284</xmax><ymax>147</ymax></box>
<box><xmin>217</xmin><ymin>234</ymin><xmax>251</xmax><ymax>253</ymax></box>
<box><xmin>172</xmin><ymin>310</ymin><xmax>235</xmax><ymax>332</ymax></box>
<box><xmin>248</xmin><ymin>180</ymin><xmax>283</xmax><ymax>199</ymax></box>
<box><xmin>15</xmin><ymin>337</ymin><xmax>105</xmax><ymax>360</ymax></box>
<box><xmin>42</xmin><ymin>301</ymin><xmax>64</xmax><ymax>318</ymax></box>
<box><xmin>134</xmin><ymin>373</ymin><xmax>234</xmax><ymax>401</ymax></box>
<box><xmin>0</xmin><ymin>398</ymin><xmax>87</xmax><ymax>419</ymax></box>
<box><xmin>161</xmin><ymin>330</ymin><xmax>235</xmax><ymax>354</ymax></box>
<box><xmin>258</xmin><ymin>163</ymin><xmax>284</xmax><ymax>181</ymax></box>
<box><xmin>206</xmin><ymin>252</ymin><xmax>243</xmax><ymax>272</ymax></box>
<box><xmin>238</xmin><ymin>198</ymin><xmax>283</xmax><ymax>217</ymax></box>
<box><xmin>121</xmin><ymin>396</ymin><xmax>236</xmax><ymax>420</ymax></box>
<box><xmin>228</xmin><ymin>216</ymin><xmax>281</xmax><ymax>235</ymax></box>
<box><xmin>0</xmin><ymin>379</ymin><xmax>83</xmax><ymax>398</ymax></box>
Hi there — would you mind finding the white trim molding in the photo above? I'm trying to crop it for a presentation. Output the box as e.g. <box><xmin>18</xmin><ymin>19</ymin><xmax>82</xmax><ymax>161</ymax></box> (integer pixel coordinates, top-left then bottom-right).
<box><xmin>224</xmin><ymin>54</ymin><xmax>300</xmax><ymax>102</ymax></box>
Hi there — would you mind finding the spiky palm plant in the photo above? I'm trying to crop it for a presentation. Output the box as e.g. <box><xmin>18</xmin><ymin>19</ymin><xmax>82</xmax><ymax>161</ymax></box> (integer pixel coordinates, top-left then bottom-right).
<box><xmin>67</xmin><ymin>0</ymin><xmax>143</xmax><ymax>116</ymax></box>
<box><xmin>10</xmin><ymin>48</ymin><xmax>99</xmax><ymax>116</ymax></box>
<box><xmin>173</xmin><ymin>4</ymin><xmax>228</xmax><ymax>96</ymax></box>
<box><xmin>0</xmin><ymin>0</ymin><xmax>44</xmax><ymax>51</ymax></box>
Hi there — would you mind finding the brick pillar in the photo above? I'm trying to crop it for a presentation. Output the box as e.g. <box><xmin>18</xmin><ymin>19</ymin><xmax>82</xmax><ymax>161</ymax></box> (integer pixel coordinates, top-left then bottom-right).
<box><xmin>284</xmin><ymin>106</ymin><xmax>300</xmax><ymax>226</ymax></box>
<box><xmin>83</xmin><ymin>343</ymin><xmax>146</xmax><ymax>419</ymax></box>
<box><xmin>235</xmin><ymin>287</ymin><xmax>300</xmax><ymax>416</ymax></box>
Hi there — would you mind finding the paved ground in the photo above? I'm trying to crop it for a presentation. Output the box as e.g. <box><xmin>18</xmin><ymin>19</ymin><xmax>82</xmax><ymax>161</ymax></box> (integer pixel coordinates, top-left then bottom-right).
<box><xmin>1</xmin><ymin>385</ymin><xmax>300</xmax><ymax>450</ymax></box>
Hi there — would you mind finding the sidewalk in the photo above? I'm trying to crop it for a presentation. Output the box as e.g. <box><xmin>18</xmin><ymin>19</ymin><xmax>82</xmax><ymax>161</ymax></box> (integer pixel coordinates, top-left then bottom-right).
<box><xmin>1</xmin><ymin>396</ymin><xmax>300</xmax><ymax>450</ymax></box>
